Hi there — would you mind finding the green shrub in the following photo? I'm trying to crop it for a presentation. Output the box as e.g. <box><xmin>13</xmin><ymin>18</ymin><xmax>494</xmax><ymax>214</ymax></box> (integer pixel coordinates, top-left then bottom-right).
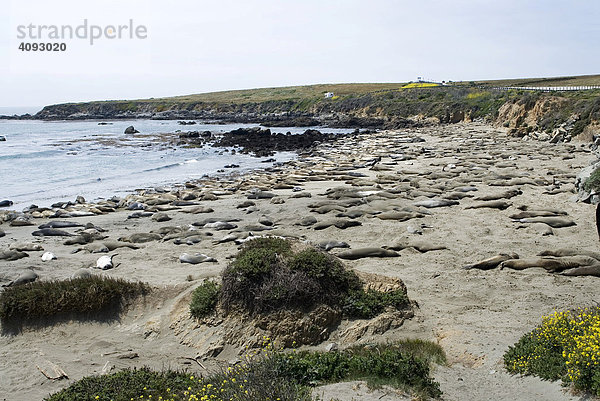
<box><xmin>504</xmin><ymin>307</ymin><xmax>600</xmax><ymax>395</ymax></box>
<box><xmin>47</xmin><ymin>341</ymin><xmax>444</xmax><ymax>401</ymax></box>
<box><xmin>288</xmin><ymin>248</ymin><xmax>361</xmax><ymax>295</ymax></box>
<box><xmin>273</xmin><ymin>342</ymin><xmax>443</xmax><ymax>399</ymax></box>
<box><xmin>0</xmin><ymin>276</ymin><xmax>149</xmax><ymax>324</ymax></box>
<box><xmin>342</xmin><ymin>289</ymin><xmax>409</xmax><ymax>319</ymax></box>
<box><xmin>189</xmin><ymin>281</ymin><xmax>220</xmax><ymax>318</ymax></box>
<box><xmin>45</xmin><ymin>368</ymin><xmax>201</xmax><ymax>401</ymax></box>
<box><xmin>219</xmin><ymin>238</ymin><xmax>411</xmax><ymax>321</ymax></box>
<box><xmin>584</xmin><ymin>168</ymin><xmax>600</xmax><ymax>193</ymax></box>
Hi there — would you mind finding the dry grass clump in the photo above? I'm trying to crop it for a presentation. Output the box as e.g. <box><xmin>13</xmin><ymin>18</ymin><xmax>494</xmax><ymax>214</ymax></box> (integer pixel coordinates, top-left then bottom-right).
<box><xmin>0</xmin><ymin>276</ymin><xmax>149</xmax><ymax>324</ymax></box>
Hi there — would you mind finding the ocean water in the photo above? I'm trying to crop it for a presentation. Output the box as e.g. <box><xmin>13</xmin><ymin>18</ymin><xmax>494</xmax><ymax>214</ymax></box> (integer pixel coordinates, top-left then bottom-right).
<box><xmin>0</xmin><ymin>119</ymin><xmax>350</xmax><ymax>211</ymax></box>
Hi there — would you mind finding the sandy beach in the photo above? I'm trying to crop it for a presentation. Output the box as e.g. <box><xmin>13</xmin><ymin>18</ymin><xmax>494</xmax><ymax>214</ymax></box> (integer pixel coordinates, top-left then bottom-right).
<box><xmin>0</xmin><ymin>122</ymin><xmax>598</xmax><ymax>401</ymax></box>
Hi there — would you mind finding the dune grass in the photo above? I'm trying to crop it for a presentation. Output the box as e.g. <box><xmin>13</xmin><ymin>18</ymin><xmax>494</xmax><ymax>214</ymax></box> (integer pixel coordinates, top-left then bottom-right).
<box><xmin>0</xmin><ymin>276</ymin><xmax>149</xmax><ymax>324</ymax></box>
<box><xmin>46</xmin><ymin>340</ymin><xmax>445</xmax><ymax>401</ymax></box>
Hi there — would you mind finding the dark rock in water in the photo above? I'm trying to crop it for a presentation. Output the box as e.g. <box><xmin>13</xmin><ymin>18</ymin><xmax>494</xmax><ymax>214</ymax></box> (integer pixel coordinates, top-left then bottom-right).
<box><xmin>178</xmin><ymin>120</ymin><xmax>197</xmax><ymax>125</ymax></box>
<box><xmin>0</xmin><ymin>229</ymin><xmax>4</xmax><ymax>237</ymax></box>
<box><xmin>98</xmin><ymin>122</ymin><xmax>112</xmax><ymax>125</ymax></box>
<box><xmin>0</xmin><ymin>135</ymin><xmax>6</xmax><ymax>141</ymax></box>
<box><xmin>0</xmin><ymin>200</ymin><xmax>13</xmax><ymax>207</ymax></box>
<box><xmin>224</xmin><ymin>164</ymin><xmax>240</xmax><ymax>169</ymax></box>
<box><xmin>124</xmin><ymin>125</ymin><xmax>139</xmax><ymax>134</ymax></box>
<box><xmin>213</xmin><ymin>127</ymin><xmax>342</xmax><ymax>157</ymax></box>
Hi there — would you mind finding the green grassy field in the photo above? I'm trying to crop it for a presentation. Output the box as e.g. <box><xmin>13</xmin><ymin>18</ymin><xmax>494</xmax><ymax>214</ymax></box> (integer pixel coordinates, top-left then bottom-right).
<box><xmin>114</xmin><ymin>75</ymin><xmax>600</xmax><ymax>105</ymax></box>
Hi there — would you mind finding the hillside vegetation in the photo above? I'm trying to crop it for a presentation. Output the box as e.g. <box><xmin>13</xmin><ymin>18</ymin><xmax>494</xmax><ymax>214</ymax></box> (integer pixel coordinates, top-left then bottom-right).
<box><xmin>28</xmin><ymin>75</ymin><xmax>600</xmax><ymax>141</ymax></box>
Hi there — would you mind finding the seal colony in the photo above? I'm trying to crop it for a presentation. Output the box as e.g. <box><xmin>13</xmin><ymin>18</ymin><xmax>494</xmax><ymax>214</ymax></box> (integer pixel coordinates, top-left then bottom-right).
<box><xmin>0</xmin><ymin>122</ymin><xmax>599</xmax><ymax>401</ymax></box>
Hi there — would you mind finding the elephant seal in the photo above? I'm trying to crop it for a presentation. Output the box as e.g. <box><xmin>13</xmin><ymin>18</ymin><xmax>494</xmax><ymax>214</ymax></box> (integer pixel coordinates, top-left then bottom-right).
<box><xmin>0</xmin><ymin>200</ymin><xmax>13</xmax><ymax>208</ymax></box>
<box><xmin>71</xmin><ymin>268</ymin><xmax>92</xmax><ymax>279</ymax></box>
<box><xmin>336</xmin><ymin>247</ymin><xmax>400</xmax><ymax>260</ymax></box>
<box><xmin>9</xmin><ymin>242</ymin><xmax>43</xmax><ymax>252</ymax></box>
<box><xmin>465</xmin><ymin>200</ymin><xmax>511</xmax><ymax>210</ymax></box>
<box><xmin>313</xmin><ymin>220</ymin><xmax>361</xmax><ymax>230</ymax></box>
<box><xmin>237</xmin><ymin>201</ymin><xmax>256</xmax><ymax>208</ymax></box>
<box><xmin>258</xmin><ymin>215</ymin><xmax>274</xmax><ymax>226</ymax></box>
<box><xmin>41</xmin><ymin>252</ymin><xmax>57</xmax><ymax>261</ymax></box>
<box><xmin>3</xmin><ymin>270</ymin><xmax>38</xmax><ymax>287</ymax></box>
<box><xmin>500</xmin><ymin>256</ymin><xmax>600</xmax><ymax>273</ymax></box>
<box><xmin>71</xmin><ymin>243</ymin><xmax>110</xmax><ymax>254</ymax></box>
<box><xmin>376</xmin><ymin>211</ymin><xmax>424</xmax><ymax>221</ymax></box>
<box><xmin>517</xmin><ymin>217</ymin><xmax>576</xmax><ymax>228</ymax></box>
<box><xmin>509</xmin><ymin>210</ymin><xmax>566</xmax><ymax>219</ymax></box>
<box><xmin>204</xmin><ymin>221</ymin><xmax>238</xmax><ymax>230</ymax></box>
<box><xmin>179</xmin><ymin>253</ymin><xmax>217</xmax><ymax>264</ymax></box>
<box><xmin>317</xmin><ymin>240</ymin><xmax>350</xmax><ymax>251</ymax></box>
<box><xmin>311</xmin><ymin>205</ymin><xmax>346</xmax><ymax>214</ymax></box>
<box><xmin>0</xmin><ymin>250</ymin><xmax>29</xmax><ymax>261</ymax></box>
<box><xmin>63</xmin><ymin>231</ymin><xmax>106</xmax><ymax>245</ymax></box>
<box><xmin>102</xmin><ymin>241</ymin><xmax>140</xmax><ymax>251</ymax></box>
<box><xmin>32</xmin><ymin>228</ymin><xmax>74</xmax><ymax>237</ymax></box>
<box><xmin>463</xmin><ymin>253</ymin><xmax>519</xmax><ymax>270</ymax></box>
<box><xmin>295</xmin><ymin>216</ymin><xmax>317</xmax><ymax>226</ymax></box>
<box><xmin>413</xmin><ymin>199</ymin><xmax>459</xmax><ymax>208</ymax></box>
<box><xmin>128</xmin><ymin>211</ymin><xmax>153</xmax><ymax>219</ymax></box>
<box><xmin>118</xmin><ymin>233</ymin><xmax>162</xmax><ymax>243</ymax></box>
<box><xmin>474</xmin><ymin>189</ymin><xmax>522</xmax><ymax>201</ymax></box>
<box><xmin>38</xmin><ymin>221</ymin><xmax>84</xmax><ymax>229</ymax></box>
<box><xmin>152</xmin><ymin>212</ymin><xmax>171</xmax><ymax>222</ymax></box>
<box><xmin>384</xmin><ymin>241</ymin><xmax>447</xmax><ymax>253</ymax></box>
<box><xmin>242</xmin><ymin>224</ymin><xmax>273</xmax><ymax>232</ymax></box>
<box><xmin>213</xmin><ymin>232</ymin><xmax>252</xmax><ymax>244</ymax></box>
<box><xmin>96</xmin><ymin>254</ymin><xmax>118</xmax><ymax>270</ymax></box>
<box><xmin>181</xmin><ymin>206</ymin><xmax>214</xmax><ymax>214</ymax></box>
<box><xmin>10</xmin><ymin>219</ymin><xmax>34</xmax><ymax>227</ymax></box>
<box><xmin>537</xmin><ymin>249</ymin><xmax>600</xmax><ymax>261</ymax></box>
<box><xmin>247</xmin><ymin>190</ymin><xmax>275</xmax><ymax>199</ymax></box>
<box><xmin>173</xmin><ymin>235</ymin><xmax>203</xmax><ymax>245</ymax></box>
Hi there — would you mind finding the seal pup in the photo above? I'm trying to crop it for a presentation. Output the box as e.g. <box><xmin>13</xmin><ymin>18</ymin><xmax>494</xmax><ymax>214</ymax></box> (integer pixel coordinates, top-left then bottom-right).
<box><xmin>317</xmin><ymin>240</ymin><xmax>350</xmax><ymax>251</ymax></box>
<box><xmin>501</xmin><ymin>256</ymin><xmax>600</xmax><ymax>273</ymax></box>
<box><xmin>336</xmin><ymin>248</ymin><xmax>400</xmax><ymax>260</ymax></box>
<box><xmin>179</xmin><ymin>253</ymin><xmax>217</xmax><ymax>264</ymax></box>
<box><xmin>32</xmin><ymin>228</ymin><xmax>74</xmax><ymax>237</ymax></box>
<box><xmin>517</xmin><ymin>217</ymin><xmax>576</xmax><ymax>228</ymax></box>
<box><xmin>9</xmin><ymin>243</ymin><xmax>43</xmax><ymax>252</ymax></box>
<box><xmin>463</xmin><ymin>253</ymin><xmax>519</xmax><ymax>270</ymax></box>
<box><xmin>38</xmin><ymin>221</ymin><xmax>84</xmax><ymax>229</ymax></box>
<box><xmin>384</xmin><ymin>240</ymin><xmax>447</xmax><ymax>253</ymax></box>
<box><xmin>41</xmin><ymin>252</ymin><xmax>57</xmax><ymax>261</ymax></box>
<box><xmin>0</xmin><ymin>250</ymin><xmax>29</xmax><ymax>261</ymax></box>
<box><xmin>2</xmin><ymin>270</ymin><xmax>38</xmax><ymax>287</ymax></box>
<box><xmin>96</xmin><ymin>254</ymin><xmax>118</xmax><ymax>270</ymax></box>
<box><xmin>465</xmin><ymin>200</ymin><xmax>511</xmax><ymax>210</ymax></box>
<box><xmin>71</xmin><ymin>269</ymin><xmax>92</xmax><ymax>279</ymax></box>
<box><xmin>413</xmin><ymin>199</ymin><xmax>459</xmax><ymax>208</ymax></box>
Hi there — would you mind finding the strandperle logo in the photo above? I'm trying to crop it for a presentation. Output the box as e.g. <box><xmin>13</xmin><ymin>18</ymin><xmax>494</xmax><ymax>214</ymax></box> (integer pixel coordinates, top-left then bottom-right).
<box><xmin>16</xmin><ymin>19</ymin><xmax>148</xmax><ymax>45</ymax></box>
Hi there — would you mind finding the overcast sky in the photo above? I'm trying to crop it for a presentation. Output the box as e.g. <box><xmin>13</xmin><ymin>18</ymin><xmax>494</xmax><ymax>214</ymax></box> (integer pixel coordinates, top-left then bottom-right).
<box><xmin>1</xmin><ymin>0</ymin><xmax>599</xmax><ymax>108</ymax></box>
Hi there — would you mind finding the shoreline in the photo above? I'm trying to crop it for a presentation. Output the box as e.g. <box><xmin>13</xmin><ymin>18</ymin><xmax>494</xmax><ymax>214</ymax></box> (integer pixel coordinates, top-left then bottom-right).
<box><xmin>1</xmin><ymin>121</ymin><xmax>599</xmax><ymax>400</ymax></box>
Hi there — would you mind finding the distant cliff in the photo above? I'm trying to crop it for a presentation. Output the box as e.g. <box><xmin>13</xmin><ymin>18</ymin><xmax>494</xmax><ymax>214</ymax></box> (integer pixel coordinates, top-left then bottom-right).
<box><xmin>25</xmin><ymin>85</ymin><xmax>600</xmax><ymax>142</ymax></box>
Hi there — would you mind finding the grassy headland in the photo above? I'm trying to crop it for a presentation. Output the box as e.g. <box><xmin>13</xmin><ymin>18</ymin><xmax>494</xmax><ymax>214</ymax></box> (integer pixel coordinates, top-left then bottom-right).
<box><xmin>27</xmin><ymin>75</ymin><xmax>600</xmax><ymax>140</ymax></box>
